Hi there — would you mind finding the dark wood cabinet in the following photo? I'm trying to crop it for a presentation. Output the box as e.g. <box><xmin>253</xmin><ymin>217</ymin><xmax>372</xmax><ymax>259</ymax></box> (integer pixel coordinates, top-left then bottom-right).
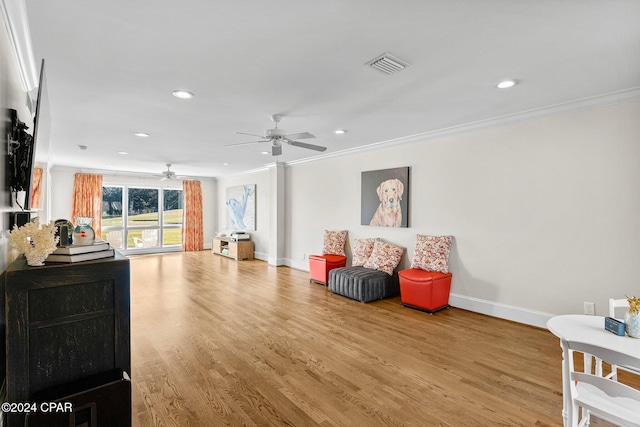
<box><xmin>1</xmin><ymin>253</ymin><xmax>131</xmax><ymax>426</ymax></box>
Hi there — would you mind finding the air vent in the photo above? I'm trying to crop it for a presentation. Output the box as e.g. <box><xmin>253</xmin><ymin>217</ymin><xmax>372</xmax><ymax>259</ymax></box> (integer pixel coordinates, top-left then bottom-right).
<box><xmin>366</xmin><ymin>53</ymin><xmax>409</xmax><ymax>75</ymax></box>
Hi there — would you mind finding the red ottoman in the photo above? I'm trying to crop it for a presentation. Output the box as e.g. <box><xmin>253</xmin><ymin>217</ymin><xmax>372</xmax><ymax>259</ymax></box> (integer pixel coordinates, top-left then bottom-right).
<box><xmin>309</xmin><ymin>254</ymin><xmax>347</xmax><ymax>285</ymax></box>
<box><xmin>398</xmin><ymin>268</ymin><xmax>452</xmax><ymax>313</ymax></box>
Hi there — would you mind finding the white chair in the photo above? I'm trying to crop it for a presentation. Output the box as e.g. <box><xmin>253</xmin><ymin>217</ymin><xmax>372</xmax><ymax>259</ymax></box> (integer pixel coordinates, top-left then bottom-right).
<box><xmin>610</xmin><ymin>297</ymin><xmax>629</xmax><ymax>320</ymax></box>
<box><xmin>607</xmin><ymin>297</ymin><xmax>640</xmax><ymax>381</ymax></box>
<box><xmin>141</xmin><ymin>229</ymin><xmax>158</xmax><ymax>247</ymax></box>
<box><xmin>566</xmin><ymin>339</ymin><xmax>640</xmax><ymax>427</ymax></box>
<box><xmin>590</xmin><ymin>298</ymin><xmax>637</xmax><ymax>378</ymax></box>
<box><xmin>106</xmin><ymin>230</ymin><xmax>123</xmax><ymax>249</ymax></box>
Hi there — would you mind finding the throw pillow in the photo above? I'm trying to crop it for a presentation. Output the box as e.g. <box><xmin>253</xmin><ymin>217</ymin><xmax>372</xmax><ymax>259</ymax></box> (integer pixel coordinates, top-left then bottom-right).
<box><xmin>411</xmin><ymin>235</ymin><xmax>453</xmax><ymax>273</ymax></box>
<box><xmin>363</xmin><ymin>240</ymin><xmax>404</xmax><ymax>275</ymax></box>
<box><xmin>322</xmin><ymin>230</ymin><xmax>348</xmax><ymax>256</ymax></box>
<box><xmin>351</xmin><ymin>238</ymin><xmax>378</xmax><ymax>266</ymax></box>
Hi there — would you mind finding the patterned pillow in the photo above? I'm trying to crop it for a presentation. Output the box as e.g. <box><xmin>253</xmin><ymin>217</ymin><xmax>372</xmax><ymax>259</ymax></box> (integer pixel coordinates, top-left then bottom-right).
<box><xmin>363</xmin><ymin>240</ymin><xmax>404</xmax><ymax>275</ymax></box>
<box><xmin>351</xmin><ymin>238</ymin><xmax>378</xmax><ymax>266</ymax></box>
<box><xmin>322</xmin><ymin>230</ymin><xmax>348</xmax><ymax>256</ymax></box>
<box><xmin>411</xmin><ymin>235</ymin><xmax>453</xmax><ymax>273</ymax></box>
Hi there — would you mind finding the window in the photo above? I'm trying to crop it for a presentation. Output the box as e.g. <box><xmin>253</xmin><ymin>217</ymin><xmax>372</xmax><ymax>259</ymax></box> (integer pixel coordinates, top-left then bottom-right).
<box><xmin>101</xmin><ymin>185</ymin><xmax>182</xmax><ymax>251</ymax></box>
<box><xmin>102</xmin><ymin>187</ymin><xmax>123</xmax><ymax>226</ymax></box>
<box><xmin>163</xmin><ymin>189</ymin><xmax>183</xmax><ymax>246</ymax></box>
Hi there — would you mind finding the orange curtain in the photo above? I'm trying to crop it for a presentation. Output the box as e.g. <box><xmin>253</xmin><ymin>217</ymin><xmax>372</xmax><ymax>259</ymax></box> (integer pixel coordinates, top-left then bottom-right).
<box><xmin>30</xmin><ymin>167</ymin><xmax>43</xmax><ymax>209</ymax></box>
<box><xmin>182</xmin><ymin>180</ymin><xmax>203</xmax><ymax>251</ymax></box>
<box><xmin>71</xmin><ymin>173</ymin><xmax>103</xmax><ymax>238</ymax></box>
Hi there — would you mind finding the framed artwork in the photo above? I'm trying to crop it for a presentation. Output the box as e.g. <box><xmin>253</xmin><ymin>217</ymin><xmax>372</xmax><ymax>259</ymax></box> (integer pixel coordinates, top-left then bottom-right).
<box><xmin>226</xmin><ymin>184</ymin><xmax>256</xmax><ymax>230</ymax></box>
<box><xmin>361</xmin><ymin>167</ymin><xmax>409</xmax><ymax>227</ymax></box>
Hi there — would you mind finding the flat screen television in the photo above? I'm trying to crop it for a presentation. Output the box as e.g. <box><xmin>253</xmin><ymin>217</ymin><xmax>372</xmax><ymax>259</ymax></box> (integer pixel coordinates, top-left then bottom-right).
<box><xmin>8</xmin><ymin>59</ymin><xmax>48</xmax><ymax>211</ymax></box>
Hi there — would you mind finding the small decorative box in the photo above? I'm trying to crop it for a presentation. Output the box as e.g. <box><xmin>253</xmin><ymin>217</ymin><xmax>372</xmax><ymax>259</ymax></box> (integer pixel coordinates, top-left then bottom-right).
<box><xmin>604</xmin><ymin>316</ymin><xmax>626</xmax><ymax>336</ymax></box>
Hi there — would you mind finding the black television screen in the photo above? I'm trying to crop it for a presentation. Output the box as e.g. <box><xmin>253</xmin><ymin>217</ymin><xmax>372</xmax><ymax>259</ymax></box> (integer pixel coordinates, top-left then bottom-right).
<box><xmin>25</xmin><ymin>59</ymin><xmax>49</xmax><ymax>211</ymax></box>
<box><xmin>8</xmin><ymin>59</ymin><xmax>49</xmax><ymax>211</ymax></box>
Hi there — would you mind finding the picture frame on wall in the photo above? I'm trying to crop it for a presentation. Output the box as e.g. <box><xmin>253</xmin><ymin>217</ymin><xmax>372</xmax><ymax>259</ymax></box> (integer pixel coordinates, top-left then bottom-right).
<box><xmin>361</xmin><ymin>167</ymin><xmax>410</xmax><ymax>227</ymax></box>
<box><xmin>226</xmin><ymin>184</ymin><xmax>256</xmax><ymax>230</ymax></box>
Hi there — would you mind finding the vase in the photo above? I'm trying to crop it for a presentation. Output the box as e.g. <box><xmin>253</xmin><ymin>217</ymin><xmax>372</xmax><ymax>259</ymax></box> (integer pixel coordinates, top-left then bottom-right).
<box><xmin>73</xmin><ymin>216</ymin><xmax>96</xmax><ymax>246</ymax></box>
<box><xmin>624</xmin><ymin>310</ymin><xmax>640</xmax><ymax>338</ymax></box>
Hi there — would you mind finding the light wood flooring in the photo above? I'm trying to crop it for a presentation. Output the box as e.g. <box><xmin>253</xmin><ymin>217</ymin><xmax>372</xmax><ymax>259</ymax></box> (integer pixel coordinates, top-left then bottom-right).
<box><xmin>129</xmin><ymin>251</ymin><xmax>632</xmax><ymax>426</ymax></box>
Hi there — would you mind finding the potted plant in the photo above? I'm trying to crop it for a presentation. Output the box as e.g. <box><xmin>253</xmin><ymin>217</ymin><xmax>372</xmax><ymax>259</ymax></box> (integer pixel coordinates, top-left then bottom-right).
<box><xmin>625</xmin><ymin>295</ymin><xmax>640</xmax><ymax>338</ymax></box>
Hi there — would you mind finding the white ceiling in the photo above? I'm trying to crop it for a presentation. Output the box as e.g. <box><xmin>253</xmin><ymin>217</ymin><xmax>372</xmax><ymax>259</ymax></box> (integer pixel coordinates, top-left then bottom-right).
<box><xmin>23</xmin><ymin>0</ymin><xmax>640</xmax><ymax>179</ymax></box>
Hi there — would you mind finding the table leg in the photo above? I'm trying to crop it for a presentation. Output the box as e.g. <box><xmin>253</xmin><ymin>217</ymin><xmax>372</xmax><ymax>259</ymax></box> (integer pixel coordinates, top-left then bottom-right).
<box><xmin>560</xmin><ymin>341</ymin><xmax>572</xmax><ymax>427</ymax></box>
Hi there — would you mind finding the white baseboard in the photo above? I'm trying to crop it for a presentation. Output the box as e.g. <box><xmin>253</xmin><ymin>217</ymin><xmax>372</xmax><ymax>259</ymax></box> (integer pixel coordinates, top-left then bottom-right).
<box><xmin>278</xmin><ymin>258</ymin><xmax>553</xmax><ymax>328</ymax></box>
<box><xmin>253</xmin><ymin>251</ymin><xmax>268</xmax><ymax>262</ymax></box>
<box><xmin>267</xmin><ymin>256</ymin><xmax>288</xmax><ymax>266</ymax></box>
<box><xmin>449</xmin><ymin>293</ymin><xmax>554</xmax><ymax>329</ymax></box>
<box><xmin>287</xmin><ymin>258</ymin><xmax>309</xmax><ymax>271</ymax></box>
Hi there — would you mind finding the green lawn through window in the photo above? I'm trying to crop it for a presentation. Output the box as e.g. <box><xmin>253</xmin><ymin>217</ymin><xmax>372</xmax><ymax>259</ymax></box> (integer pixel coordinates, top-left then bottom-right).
<box><xmin>102</xmin><ymin>209</ymin><xmax>182</xmax><ymax>247</ymax></box>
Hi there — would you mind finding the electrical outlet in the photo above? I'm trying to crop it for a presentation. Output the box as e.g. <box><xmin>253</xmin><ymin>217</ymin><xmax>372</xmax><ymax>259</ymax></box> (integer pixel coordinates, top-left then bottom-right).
<box><xmin>584</xmin><ymin>302</ymin><xmax>595</xmax><ymax>315</ymax></box>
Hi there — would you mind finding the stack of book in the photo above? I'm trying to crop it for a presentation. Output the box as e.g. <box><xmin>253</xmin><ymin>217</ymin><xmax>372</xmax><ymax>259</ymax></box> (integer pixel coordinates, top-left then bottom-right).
<box><xmin>46</xmin><ymin>239</ymin><xmax>115</xmax><ymax>263</ymax></box>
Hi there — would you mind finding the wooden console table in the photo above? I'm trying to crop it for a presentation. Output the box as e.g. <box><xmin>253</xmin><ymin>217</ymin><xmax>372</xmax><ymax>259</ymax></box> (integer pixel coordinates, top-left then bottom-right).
<box><xmin>212</xmin><ymin>238</ymin><xmax>253</xmax><ymax>260</ymax></box>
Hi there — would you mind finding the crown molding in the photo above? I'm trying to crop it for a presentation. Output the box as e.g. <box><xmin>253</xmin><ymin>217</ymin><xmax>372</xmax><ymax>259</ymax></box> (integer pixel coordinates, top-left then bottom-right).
<box><xmin>287</xmin><ymin>88</ymin><xmax>640</xmax><ymax>167</ymax></box>
<box><xmin>49</xmin><ymin>165</ymin><xmax>217</xmax><ymax>182</ymax></box>
<box><xmin>1</xmin><ymin>0</ymin><xmax>38</xmax><ymax>94</ymax></box>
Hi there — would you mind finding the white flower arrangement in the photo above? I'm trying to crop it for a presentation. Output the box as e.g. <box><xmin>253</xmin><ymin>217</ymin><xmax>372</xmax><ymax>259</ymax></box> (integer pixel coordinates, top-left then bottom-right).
<box><xmin>9</xmin><ymin>218</ymin><xmax>59</xmax><ymax>266</ymax></box>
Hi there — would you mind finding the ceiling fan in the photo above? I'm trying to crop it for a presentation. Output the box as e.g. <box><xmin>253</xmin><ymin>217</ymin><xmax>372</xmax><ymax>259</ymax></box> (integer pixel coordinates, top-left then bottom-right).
<box><xmin>227</xmin><ymin>114</ymin><xmax>327</xmax><ymax>156</ymax></box>
<box><xmin>159</xmin><ymin>164</ymin><xmax>187</xmax><ymax>181</ymax></box>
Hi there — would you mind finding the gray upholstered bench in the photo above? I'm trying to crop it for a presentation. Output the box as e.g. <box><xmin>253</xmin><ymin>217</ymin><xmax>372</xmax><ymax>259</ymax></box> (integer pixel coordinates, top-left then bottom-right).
<box><xmin>328</xmin><ymin>266</ymin><xmax>399</xmax><ymax>302</ymax></box>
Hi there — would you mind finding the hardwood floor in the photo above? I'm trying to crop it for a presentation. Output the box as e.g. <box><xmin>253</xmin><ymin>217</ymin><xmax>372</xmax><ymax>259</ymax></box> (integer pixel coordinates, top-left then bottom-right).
<box><xmin>129</xmin><ymin>252</ymin><xmax>628</xmax><ymax>426</ymax></box>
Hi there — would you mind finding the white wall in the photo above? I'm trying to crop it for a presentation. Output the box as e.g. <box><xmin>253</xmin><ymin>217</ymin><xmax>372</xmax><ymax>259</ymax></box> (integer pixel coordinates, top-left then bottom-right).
<box><xmin>284</xmin><ymin>100</ymin><xmax>640</xmax><ymax>326</ymax></box>
<box><xmin>216</xmin><ymin>169</ymin><xmax>270</xmax><ymax>260</ymax></box>
<box><xmin>48</xmin><ymin>101</ymin><xmax>640</xmax><ymax>328</ymax></box>
<box><xmin>49</xmin><ymin>168</ymin><xmax>217</xmax><ymax>250</ymax></box>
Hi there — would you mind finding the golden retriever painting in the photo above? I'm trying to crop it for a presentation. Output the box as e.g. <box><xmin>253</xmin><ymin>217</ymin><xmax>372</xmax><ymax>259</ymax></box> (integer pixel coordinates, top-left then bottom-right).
<box><xmin>361</xmin><ymin>167</ymin><xmax>409</xmax><ymax>227</ymax></box>
<box><xmin>369</xmin><ymin>179</ymin><xmax>404</xmax><ymax>227</ymax></box>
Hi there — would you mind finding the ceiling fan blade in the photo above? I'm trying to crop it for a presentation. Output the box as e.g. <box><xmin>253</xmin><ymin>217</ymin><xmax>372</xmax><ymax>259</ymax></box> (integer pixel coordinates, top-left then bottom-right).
<box><xmin>235</xmin><ymin>132</ymin><xmax>264</xmax><ymax>138</ymax></box>
<box><xmin>272</xmin><ymin>145</ymin><xmax>282</xmax><ymax>156</ymax></box>
<box><xmin>284</xmin><ymin>132</ymin><xmax>315</xmax><ymax>140</ymax></box>
<box><xmin>226</xmin><ymin>140</ymin><xmax>269</xmax><ymax>147</ymax></box>
<box><xmin>287</xmin><ymin>140</ymin><xmax>327</xmax><ymax>152</ymax></box>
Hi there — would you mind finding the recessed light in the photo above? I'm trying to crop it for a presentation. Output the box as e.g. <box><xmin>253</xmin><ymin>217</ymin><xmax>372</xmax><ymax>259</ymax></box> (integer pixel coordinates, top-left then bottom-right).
<box><xmin>134</xmin><ymin>132</ymin><xmax>149</xmax><ymax>137</ymax></box>
<box><xmin>261</xmin><ymin>151</ymin><xmax>270</xmax><ymax>155</ymax></box>
<box><xmin>496</xmin><ymin>79</ymin><xmax>518</xmax><ymax>89</ymax></box>
<box><xmin>118</xmin><ymin>151</ymin><xmax>128</xmax><ymax>155</ymax></box>
<box><xmin>172</xmin><ymin>90</ymin><xmax>194</xmax><ymax>99</ymax></box>
<box><xmin>223</xmin><ymin>162</ymin><xmax>230</xmax><ymax>166</ymax></box>
<box><xmin>334</xmin><ymin>129</ymin><xmax>347</xmax><ymax>134</ymax></box>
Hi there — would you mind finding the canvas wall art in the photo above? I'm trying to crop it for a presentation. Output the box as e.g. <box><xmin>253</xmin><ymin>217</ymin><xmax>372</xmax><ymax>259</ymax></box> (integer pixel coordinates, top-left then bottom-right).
<box><xmin>226</xmin><ymin>184</ymin><xmax>256</xmax><ymax>230</ymax></box>
<box><xmin>361</xmin><ymin>167</ymin><xmax>409</xmax><ymax>227</ymax></box>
